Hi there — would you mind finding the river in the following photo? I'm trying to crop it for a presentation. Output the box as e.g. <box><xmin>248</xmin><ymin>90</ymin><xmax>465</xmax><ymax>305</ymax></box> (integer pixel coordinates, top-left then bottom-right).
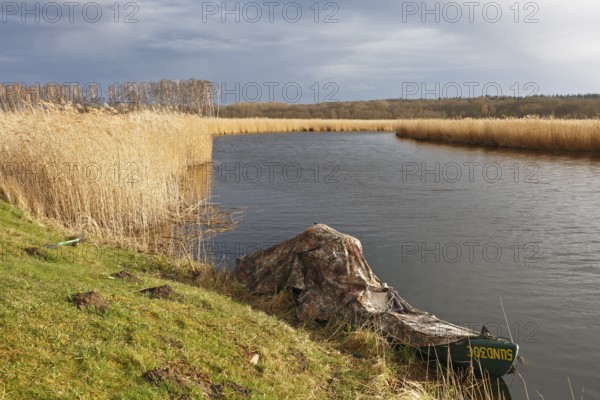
<box><xmin>206</xmin><ymin>132</ymin><xmax>600</xmax><ymax>399</ymax></box>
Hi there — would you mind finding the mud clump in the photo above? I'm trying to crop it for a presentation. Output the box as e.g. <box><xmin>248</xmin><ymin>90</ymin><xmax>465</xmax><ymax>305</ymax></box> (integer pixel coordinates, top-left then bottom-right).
<box><xmin>110</xmin><ymin>270</ymin><xmax>141</xmax><ymax>283</ymax></box>
<box><xmin>25</xmin><ymin>246</ymin><xmax>49</xmax><ymax>261</ymax></box>
<box><xmin>25</xmin><ymin>247</ymin><xmax>43</xmax><ymax>256</ymax></box>
<box><xmin>139</xmin><ymin>285</ymin><xmax>176</xmax><ymax>299</ymax></box>
<box><xmin>71</xmin><ymin>291</ymin><xmax>109</xmax><ymax>312</ymax></box>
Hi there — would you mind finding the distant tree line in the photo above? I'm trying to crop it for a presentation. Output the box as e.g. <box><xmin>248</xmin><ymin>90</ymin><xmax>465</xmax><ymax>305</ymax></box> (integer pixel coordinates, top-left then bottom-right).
<box><xmin>0</xmin><ymin>82</ymin><xmax>95</xmax><ymax>112</ymax></box>
<box><xmin>219</xmin><ymin>95</ymin><xmax>600</xmax><ymax>119</ymax></box>
<box><xmin>0</xmin><ymin>79</ymin><xmax>215</xmax><ymax>116</ymax></box>
<box><xmin>3</xmin><ymin>82</ymin><xmax>599</xmax><ymax>119</ymax></box>
<box><xmin>107</xmin><ymin>80</ymin><xmax>215</xmax><ymax>116</ymax></box>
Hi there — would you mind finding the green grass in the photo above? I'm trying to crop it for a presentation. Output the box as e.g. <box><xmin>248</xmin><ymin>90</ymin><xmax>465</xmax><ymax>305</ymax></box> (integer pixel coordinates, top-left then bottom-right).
<box><xmin>0</xmin><ymin>201</ymin><xmax>423</xmax><ymax>399</ymax></box>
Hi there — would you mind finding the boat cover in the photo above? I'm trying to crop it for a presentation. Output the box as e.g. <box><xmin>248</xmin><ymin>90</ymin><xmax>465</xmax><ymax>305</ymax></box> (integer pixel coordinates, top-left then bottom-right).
<box><xmin>234</xmin><ymin>224</ymin><xmax>477</xmax><ymax>346</ymax></box>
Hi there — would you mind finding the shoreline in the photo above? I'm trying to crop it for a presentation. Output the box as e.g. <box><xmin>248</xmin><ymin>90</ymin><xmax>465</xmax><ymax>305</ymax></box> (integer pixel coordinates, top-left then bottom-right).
<box><xmin>202</xmin><ymin>117</ymin><xmax>398</xmax><ymax>135</ymax></box>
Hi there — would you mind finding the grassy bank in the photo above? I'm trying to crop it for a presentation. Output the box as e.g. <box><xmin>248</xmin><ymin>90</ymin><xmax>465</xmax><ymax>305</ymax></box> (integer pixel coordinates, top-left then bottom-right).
<box><xmin>0</xmin><ymin>200</ymin><xmax>382</xmax><ymax>398</ymax></box>
<box><xmin>396</xmin><ymin>118</ymin><xmax>600</xmax><ymax>153</ymax></box>
<box><xmin>0</xmin><ymin>199</ymin><xmax>499</xmax><ymax>399</ymax></box>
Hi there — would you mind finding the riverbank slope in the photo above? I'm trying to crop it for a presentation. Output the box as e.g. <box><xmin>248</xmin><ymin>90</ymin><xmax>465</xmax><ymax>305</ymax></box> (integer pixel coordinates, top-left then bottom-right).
<box><xmin>0</xmin><ymin>200</ymin><xmax>435</xmax><ymax>399</ymax></box>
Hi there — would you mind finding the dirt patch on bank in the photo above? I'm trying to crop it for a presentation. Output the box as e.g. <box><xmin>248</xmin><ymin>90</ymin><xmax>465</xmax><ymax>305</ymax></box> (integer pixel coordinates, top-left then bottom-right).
<box><xmin>110</xmin><ymin>270</ymin><xmax>141</xmax><ymax>283</ymax></box>
<box><xmin>143</xmin><ymin>362</ymin><xmax>250</xmax><ymax>399</ymax></box>
<box><xmin>139</xmin><ymin>285</ymin><xmax>179</xmax><ymax>299</ymax></box>
<box><xmin>70</xmin><ymin>291</ymin><xmax>109</xmax><ymax>312</ymax></box>
<box><xmin>24</xmin><ymin>246</ymin><xmax>51</xmax><ymax>261</ymax></box>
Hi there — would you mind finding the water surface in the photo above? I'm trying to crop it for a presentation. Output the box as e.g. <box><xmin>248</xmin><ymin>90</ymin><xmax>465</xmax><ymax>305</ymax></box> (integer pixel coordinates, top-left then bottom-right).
<box><xmin>208</xmin><ymin>132</ymin><xmax>600</xmax><ymax>399</ymax></box>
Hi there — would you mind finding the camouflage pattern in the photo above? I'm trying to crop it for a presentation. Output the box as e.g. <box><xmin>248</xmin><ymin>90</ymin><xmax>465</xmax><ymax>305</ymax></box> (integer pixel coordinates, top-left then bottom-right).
<box><xmin>234</xmin><ymin>224</ymin><xmax>478</xmax><ymax>346</ymax></box>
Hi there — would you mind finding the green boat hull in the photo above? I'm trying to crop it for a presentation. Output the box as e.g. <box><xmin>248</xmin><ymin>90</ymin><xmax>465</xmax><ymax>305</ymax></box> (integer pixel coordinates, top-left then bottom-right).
<box><xmin>421</xmin><ymin>337</ymin><xmax>519</xmax><ymax>377</ymax></box>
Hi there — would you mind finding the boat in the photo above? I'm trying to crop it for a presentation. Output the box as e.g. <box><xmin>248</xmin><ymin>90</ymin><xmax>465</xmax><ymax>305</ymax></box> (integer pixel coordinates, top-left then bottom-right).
<box><xmin>378</xmin><ymin>305</ymin><xmax>519</xmax><ymax>377</ymax></box>
<box><xmin>420</xmin><ymin>335</ymin><xmax>519</xmax><ymax>377</ymax></box>
<box><xmin>233</xmin><ymin>224</ymin><xmax>520</xmax><ymax>377</ymax></box>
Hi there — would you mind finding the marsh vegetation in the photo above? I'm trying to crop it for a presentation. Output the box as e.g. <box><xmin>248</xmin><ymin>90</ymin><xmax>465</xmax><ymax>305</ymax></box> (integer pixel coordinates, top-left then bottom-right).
<box><xmin>396</xmin><ymin>118</ymin><xmax>600</xmax><ymax>153</ymax></box>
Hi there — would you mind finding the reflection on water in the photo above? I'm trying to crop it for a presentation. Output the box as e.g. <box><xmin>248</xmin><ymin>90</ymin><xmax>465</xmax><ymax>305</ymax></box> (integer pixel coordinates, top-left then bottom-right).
<box><xmin>178</xmin><ymin>163</ymin><xmax>241</xmax><ymax>261</ymax></box>
<box><xmin>182</xmin><ymin>163</ymin><xmax>212</xmax><ymax>206</ymax></box>
<box><xmin>155</xmin><ymin>164</ymin><xmax>213</xmax><ymax>256</ymax></box>
<box><xmin>208</xmin><ymin>132</ymin><xmax>600</xmax><ymax>399</ymax></box>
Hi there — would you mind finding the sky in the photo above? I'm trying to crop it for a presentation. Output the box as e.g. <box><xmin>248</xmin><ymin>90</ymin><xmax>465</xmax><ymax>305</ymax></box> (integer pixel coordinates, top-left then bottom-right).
<box><xmin>1</xmin><ymin>0</ymin><xmax>599</xmax><ymax>103</ymax></box>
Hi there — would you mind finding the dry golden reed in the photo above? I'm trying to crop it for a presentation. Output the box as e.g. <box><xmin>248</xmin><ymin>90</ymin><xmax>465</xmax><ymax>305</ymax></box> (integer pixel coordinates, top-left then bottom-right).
<box><xmin>205</xmin><ymin>118</ymin><xmax>397</xmax><ymax>134</ymax></box>
<box><xmin>0</xmin><ymin>106</ymin><xmax>212</xmax><ymax>249</ymax></box>
<box><xmin>396</xmin><ymin>118</ymin><xmax>600</xmax><ymax>152</ymax></box>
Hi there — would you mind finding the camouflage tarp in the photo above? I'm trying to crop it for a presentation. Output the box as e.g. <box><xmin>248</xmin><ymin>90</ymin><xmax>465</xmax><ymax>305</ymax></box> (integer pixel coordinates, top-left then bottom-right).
<box><xmin>234</xmin><ymin>224</ymin><xmax>478</xmax><ymax>347</ymax></box>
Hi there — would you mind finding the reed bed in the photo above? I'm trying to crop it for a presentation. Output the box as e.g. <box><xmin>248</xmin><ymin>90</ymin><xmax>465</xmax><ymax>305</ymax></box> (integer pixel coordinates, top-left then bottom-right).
<box><xmin>0</xmin><ymin>110</ymin><xmax>395</xmax><ymax>249</ymax></box>
<box><xmin>0</xmin><ymin>106</ymin><xmax>212</xmax><ymax>249</ymax></box>
<box><xmin>205</xmin><ymin>118</ymin><xmax>397</xmax><ymax>134</ymax></box>
<box><xmin>396</xmin><ymin>118</ymin><xmax>600</xmax><ymax>153</ymax></box>
<box><xmin>9</xmin><ymin>111</ymin><xmax>599</xmax><ymax>253</ymax></box>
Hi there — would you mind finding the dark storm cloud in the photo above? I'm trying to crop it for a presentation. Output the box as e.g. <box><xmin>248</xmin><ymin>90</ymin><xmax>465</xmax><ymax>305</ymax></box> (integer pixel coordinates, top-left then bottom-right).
<box><xmin>1</xmin><ymin>0</ymin><xmax>599</xmax><ymax>102</ymax></box>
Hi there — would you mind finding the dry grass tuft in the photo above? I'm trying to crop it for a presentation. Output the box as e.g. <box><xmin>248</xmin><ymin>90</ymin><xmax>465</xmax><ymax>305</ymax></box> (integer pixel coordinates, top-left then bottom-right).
<box><xmin>396</xmin><ymin>118</ymin><xmax>600</xmax><ymax>153</ymax></box>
